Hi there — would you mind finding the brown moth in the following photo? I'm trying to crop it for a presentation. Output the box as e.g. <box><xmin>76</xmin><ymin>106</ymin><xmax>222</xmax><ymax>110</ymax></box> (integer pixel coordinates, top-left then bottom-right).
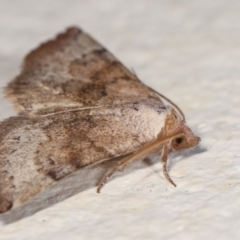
<box><xmin>0</xmin><ymin>27</ymin><xmax>200</xmax><ymax>213</ymax></box>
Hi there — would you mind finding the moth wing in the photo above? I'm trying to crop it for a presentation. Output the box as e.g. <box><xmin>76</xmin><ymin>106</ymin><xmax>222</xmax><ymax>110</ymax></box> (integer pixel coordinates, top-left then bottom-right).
<box><xmin>0</xmin><ymin>102</ymin><xmax>167</xmax><ymax>212</ymax></box>
<box><xmin>5</xmin><ymin>27</ymin><xmax>161</xmax><ymax>115</ymax></box>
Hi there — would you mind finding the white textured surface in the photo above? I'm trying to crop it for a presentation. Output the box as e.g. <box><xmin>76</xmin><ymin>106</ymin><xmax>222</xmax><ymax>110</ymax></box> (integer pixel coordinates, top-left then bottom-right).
<box><xmin>0</xmin><ymin>0</ymin><xmax>239</xmax><ymax>239</ymax></box>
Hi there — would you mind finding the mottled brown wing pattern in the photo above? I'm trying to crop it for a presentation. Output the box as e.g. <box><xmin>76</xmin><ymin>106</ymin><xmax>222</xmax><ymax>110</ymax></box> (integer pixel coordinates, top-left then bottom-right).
<box><xmin>0</xmin><ymin>101</ymin><xmax>169</xmax><ymax>212</ymax></box>
<box><xmin>5</xmin><ymin>27</ymin><xmax>160</xmax><ymax>115</ymax></box>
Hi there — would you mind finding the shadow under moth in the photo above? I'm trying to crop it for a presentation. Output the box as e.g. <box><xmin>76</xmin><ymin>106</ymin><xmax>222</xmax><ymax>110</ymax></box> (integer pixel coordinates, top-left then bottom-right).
<box><xmin>0</xmin><ymin>27</ymin><xmax>200</xmax><ymax>213</ymax></box>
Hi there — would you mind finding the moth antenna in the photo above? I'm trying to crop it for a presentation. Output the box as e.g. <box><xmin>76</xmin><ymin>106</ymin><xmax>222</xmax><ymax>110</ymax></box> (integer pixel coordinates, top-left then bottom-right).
<box><xmin>147</xmin><ymin>86</ymin><xmax>185</xmax><ymax>121</ymax></box>
<box><xmin>38</xmin><ymin>105</ymin><xmax>107</xmax><ymax>117</ymax></box>
<box><xmin>130</xmin><ymin>71</ymin><xmax>185</xmax><ymax>120</ymax></box>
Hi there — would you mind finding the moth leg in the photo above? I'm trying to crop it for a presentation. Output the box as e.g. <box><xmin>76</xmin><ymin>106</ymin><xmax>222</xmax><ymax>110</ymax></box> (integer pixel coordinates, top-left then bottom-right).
<box><xmin>97</xmin><ymin>167</ymin><xmax>119</xmax><ymax>193</ymax></box>
<box><xmin>98</xmin><ymin>134</ymin><xmax>182</xmax><ymax>193</ymax></box>
<box><xmin>97</xmin><ymin>152</ymin><xmax>145</xmax><ymax>193</ymax></box>
<box><xmin>161</xmin><ymin>144</ymin><xmax>176</xmax><ymax>187</ymax></box>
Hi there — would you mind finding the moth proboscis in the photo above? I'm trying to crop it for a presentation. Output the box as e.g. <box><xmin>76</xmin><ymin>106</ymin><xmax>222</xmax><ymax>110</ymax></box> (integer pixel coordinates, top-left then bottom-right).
<box><xmin>0</xmin><ymin>27</ymin><xmax>200</xmax><ymax>213</ymax></box>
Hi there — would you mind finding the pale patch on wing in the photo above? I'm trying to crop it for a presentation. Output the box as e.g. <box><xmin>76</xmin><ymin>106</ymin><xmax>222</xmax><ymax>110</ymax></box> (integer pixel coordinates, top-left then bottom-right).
<box><xmin>0</xmin><ymin>119</ymin><xmax>54</xmax><ymax>209</ymax></box>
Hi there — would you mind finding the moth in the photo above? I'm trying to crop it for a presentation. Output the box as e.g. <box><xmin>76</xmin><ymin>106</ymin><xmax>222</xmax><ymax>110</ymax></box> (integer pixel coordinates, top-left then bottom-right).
<box><xmin>0</xmin><ymin>27</ymin><xmax>200</xmax><ymax>213</ymax></box>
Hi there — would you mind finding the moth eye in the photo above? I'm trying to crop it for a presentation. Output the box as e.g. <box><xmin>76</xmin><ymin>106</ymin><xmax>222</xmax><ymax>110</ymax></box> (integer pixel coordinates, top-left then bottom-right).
<box><xmin>172</xmin><ymin>136</ymin><xmax>185</xmax><ymax>149</ymax></box>
<box><xmin>172</xmin><ymin>136</ymin><xmax>188</xmax><ymax>150</ymax></box>
<box><xmin>175</xmin><ymin>137</ymin><xmax>183</xmax><ymax>144</ymax></box>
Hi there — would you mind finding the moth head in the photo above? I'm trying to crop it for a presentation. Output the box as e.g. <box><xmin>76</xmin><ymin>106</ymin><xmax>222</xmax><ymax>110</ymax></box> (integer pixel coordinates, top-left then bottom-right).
<box><xmin>171</xmin><ymin>124</ymin><xmax>200</xmax><ymax>151</ymax></box>
<box><xmin>160</xmin><ymin>108</ymin><xmax>200</xmax><ymax>151</ymax></box>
